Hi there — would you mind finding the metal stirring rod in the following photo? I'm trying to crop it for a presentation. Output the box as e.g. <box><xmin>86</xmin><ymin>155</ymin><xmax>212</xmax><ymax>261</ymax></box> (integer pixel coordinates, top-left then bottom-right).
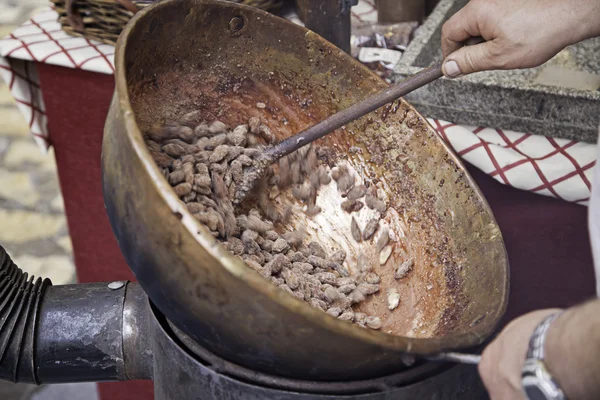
<box><xmin>233</xmin><ymin>62</ymin><xmax>444</xmax><ymax>204</ymax></box>
<box><xmin>426</xmin><ymin>352</ymin><xmax>482</xmax><ymax>365</ymax></box>
<box><xmin>234</xmin><ymin>37</ymin><xmax>485</xmax><ymax>204</ymax></box>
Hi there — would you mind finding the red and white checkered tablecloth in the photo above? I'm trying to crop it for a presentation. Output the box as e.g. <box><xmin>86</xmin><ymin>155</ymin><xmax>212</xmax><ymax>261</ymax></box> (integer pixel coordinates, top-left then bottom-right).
<box><xmin>0</xmin><ymin>8</ymin><xmax>114</xmax><ymax>150</ymax></box>
<box><xmin>0</xmin><ymin>5</ymin><xmax>596</xmax><ymax>205</ymax></box>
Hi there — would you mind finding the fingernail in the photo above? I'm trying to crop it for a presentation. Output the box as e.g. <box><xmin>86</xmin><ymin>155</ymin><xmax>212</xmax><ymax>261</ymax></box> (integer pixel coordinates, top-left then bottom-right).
<box><xmin>444</xmin><ymin>60</ymin><xmax>461</xmax><ymax>78</ymax></box>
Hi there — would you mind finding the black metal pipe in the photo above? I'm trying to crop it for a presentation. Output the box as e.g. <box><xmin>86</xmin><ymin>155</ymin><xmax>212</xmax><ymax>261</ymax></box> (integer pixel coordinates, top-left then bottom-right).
<box><xmin>0</xmin><ymin>244</ymin><xmax>153</xmax><ymax>384</ymax></box>
<box><xmin>35</xmin><ymin>283</ymin><xmax>128</xmax><ymax>383</ymax></box>
<box><xmin>122</xmin><ymin>282</ymin><xmax>153</xmax><ymax>380</ymax></box>
<box><xmin>34</xmin><ymin>280</ymin><xmax>153</xmax><ymax>383</ymax></box>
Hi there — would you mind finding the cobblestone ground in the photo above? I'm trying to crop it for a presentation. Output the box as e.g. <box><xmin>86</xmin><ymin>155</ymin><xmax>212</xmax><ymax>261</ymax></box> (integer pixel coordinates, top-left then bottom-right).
<box><xmin>1</xmin><ymin>1</ymin><xmax>97</xmax><ymax>399</ymax></box>
<box><xmin>0</xmin><ymin>102</ymin><xmax>76</xmax><ymax>285</ymax></box>
<box><xmin>0</xmin><ymin>0</ymin><xmax>76</xmax><ymax>285</ymax></box>
<box><xmin>0</xmin><ymin>0</ymin><xmax>75</xmax><ymax>284</ymax></box>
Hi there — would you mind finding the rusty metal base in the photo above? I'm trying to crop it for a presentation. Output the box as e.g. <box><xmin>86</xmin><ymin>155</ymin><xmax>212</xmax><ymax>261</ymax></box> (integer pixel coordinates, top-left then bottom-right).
<box><xmin>152</xmin><ymin>306</ymin><xmax>488</xmax><ymax>399</ymax></box>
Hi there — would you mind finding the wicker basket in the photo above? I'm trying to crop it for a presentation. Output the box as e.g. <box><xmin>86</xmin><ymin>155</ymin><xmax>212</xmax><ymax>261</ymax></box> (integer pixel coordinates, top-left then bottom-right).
<box><xmin>50</xmin><ymin>0</ymin><xmax>284</xmax><ymax>46</ymax></box>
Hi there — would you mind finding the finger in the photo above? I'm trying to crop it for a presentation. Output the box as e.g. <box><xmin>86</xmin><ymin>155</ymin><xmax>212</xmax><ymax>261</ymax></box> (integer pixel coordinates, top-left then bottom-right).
<box><xmin>441</xmin><ymin>2</ymin><xmax>484</xmax><ymax>58</ymax></box>
<box><xmin>441</xmin><ymin>16</ymin><xmax>471</xmax><ymax>58</ymax></box>
<box><xmin>442</xmin><ymin>40</ymin><xmax>504</xmax><ymax>77</ymax></box>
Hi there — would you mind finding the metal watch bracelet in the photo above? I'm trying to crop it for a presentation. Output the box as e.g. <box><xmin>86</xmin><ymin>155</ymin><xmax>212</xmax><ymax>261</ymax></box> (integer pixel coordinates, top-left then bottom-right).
<box><xmin>522</xmin><ymin>312</ymin><xmax>567</xmax><ymax>400</ymax></box>
<box><xmin>527</xmin><ymin>312</ymin><xmax>562</xmax><ymax>360</ymax></box>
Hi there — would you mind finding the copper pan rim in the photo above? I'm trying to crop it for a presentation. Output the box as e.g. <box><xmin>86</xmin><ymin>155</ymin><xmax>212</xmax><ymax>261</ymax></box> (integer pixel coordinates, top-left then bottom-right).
<box><xmin>110</xmin><ymin>0</ymin><xmax>508</xmax><ymax>358</ymax></box>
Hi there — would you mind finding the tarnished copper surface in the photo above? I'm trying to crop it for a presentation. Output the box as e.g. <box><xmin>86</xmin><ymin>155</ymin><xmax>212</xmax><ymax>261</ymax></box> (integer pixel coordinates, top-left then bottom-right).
<box><xmin>102</xmin><ymin>0</ymin><xmax>509</xmax><ymax>380</ymax></box>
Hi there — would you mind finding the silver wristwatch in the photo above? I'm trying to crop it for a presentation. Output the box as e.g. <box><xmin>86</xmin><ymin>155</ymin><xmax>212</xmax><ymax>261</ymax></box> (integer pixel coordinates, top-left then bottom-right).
<box><xmin>521</xmin><ymin>312</ymin><xmax>567</xmax><ymax>400</ymax></box>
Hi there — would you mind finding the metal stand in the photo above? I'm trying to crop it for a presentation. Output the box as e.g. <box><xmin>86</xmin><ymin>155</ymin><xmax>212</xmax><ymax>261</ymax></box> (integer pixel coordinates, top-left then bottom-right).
<box><xmin>153</xmin><ymin>303</ymin><xmax>488</xmax><ymax>399</ymax></box>
<box><xmin>303</xmin><ymin>0</ymin><xmax>357</xmax><ymax>53</ymax></box>
<box><xmin>0</xmin><ymin>247</ymin><xmax>487</xmax><ymax>399</ymax></box>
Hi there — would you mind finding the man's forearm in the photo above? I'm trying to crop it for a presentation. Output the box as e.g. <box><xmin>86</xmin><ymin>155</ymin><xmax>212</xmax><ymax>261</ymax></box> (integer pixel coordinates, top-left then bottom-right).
<box><xmin>545</xmin><ymin>299</ymin><xmax>600</xmax><ymax>400</ymax></box>
<box><xmin>573</xmin><ymin>0</ymin><xmax>600</xmax><ymax>43</ymax></box>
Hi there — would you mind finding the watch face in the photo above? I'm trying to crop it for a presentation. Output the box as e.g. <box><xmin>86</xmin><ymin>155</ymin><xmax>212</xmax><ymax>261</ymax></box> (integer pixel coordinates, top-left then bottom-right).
<box><xmin>524</xmin><ymin>385</ymin><xmax>547</xmax><ymax>400</ymax></box>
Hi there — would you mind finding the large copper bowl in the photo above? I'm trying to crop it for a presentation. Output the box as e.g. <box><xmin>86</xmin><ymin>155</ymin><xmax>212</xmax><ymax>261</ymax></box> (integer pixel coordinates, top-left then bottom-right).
<box><xmin>102</xmin><ymin>0</ymin><xmax>509</xmax><ymax>380</ymax></box>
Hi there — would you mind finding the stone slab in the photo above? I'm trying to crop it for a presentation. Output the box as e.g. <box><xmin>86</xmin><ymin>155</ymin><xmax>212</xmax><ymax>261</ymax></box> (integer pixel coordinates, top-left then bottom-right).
<box><xmin>393</xmin><ymin>0</ymin><xmax>600</xmax><ymax>143</ymax></box>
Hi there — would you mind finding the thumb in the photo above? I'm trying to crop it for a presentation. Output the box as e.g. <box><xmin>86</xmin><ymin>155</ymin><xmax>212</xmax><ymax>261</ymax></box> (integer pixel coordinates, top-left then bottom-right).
<box><xmin>442</xmin><ymin>41</ymin><xmax>502</xmax><ymax>78</ymax></box>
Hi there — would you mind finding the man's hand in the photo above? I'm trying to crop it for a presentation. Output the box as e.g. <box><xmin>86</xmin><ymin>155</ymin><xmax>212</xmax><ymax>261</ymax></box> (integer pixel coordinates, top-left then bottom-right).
<box><xmin>478</xmin><ymin>309</ymin><xmax>562</xmax><ymax>400</ymax></box>
<box><xmin>440</xmin><ymin>0</ymin><xmax>600</xmax><ymax>78</ymax></box>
